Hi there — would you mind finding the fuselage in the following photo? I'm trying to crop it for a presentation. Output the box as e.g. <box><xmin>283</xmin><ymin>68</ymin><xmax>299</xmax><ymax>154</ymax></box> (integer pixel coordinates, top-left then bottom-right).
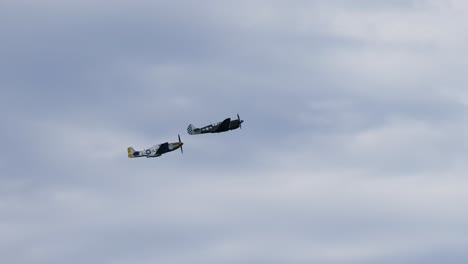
<box><xmin>128</xmin><ymin>142</ymin><xmax>183</xmax><ymax>158</ymax></box>
<box><xmin>188</xmin><ymin>118</ymin><xmax>244</xmax><ymax>135</ymax></box>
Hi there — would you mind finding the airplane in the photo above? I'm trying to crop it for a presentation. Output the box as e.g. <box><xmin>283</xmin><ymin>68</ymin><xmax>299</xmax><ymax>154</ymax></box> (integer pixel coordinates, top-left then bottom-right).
<box><xmin>187</xmin><ymin>114</ymin><xmax>244</xmax><ymax>135</ymax></box>
<box><xmin>127</xmin><ymin>135</ymin><xmax>184</xmax><ymax>158</ymax></box>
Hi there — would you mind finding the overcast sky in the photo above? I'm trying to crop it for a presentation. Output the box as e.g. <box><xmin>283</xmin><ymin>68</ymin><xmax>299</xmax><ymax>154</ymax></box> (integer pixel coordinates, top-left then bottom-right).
<box><xmin>1</xmin><ymin>1</ymin><xmax>468</xmax><ymax>263</ymax></box>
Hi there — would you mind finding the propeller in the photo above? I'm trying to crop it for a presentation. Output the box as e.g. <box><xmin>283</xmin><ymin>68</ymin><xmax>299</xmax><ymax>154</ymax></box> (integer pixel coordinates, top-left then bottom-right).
<box><xmin>237</xmin><ymin>113</ymin><xmax>242</xmax><ymax>129</ymax></box>
<box><xmin>178</xmin><ymin>134</ymin><xmax>184</xmax><ymax>154</ymax></box>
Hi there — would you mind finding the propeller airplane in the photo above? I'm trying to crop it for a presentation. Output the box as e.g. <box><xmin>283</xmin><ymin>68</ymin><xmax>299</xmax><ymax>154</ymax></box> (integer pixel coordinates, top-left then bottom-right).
<box><xmin>127</xmin><ymin>135</ymin><xmax>184</xmax><ymax>158</ymax></box>
<box><xmin>187</xmin><ymin>114</ymin><xmax>244</xmax><ymax>135</ymax></box>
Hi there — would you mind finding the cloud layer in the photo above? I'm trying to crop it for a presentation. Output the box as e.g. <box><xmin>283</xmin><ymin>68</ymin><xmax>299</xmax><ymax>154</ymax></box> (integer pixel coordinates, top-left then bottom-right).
<box><xmin>1</xmin><ymin>1</ymin><xmax>468</xmax><ymax>263</ymax></box>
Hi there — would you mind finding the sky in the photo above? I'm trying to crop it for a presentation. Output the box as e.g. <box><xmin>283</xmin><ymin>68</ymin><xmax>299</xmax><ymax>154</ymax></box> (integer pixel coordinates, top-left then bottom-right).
<box><xmin>1</xmin><ymin>0</ymin><xmax>468</xmax><ymax>263</ymax></box>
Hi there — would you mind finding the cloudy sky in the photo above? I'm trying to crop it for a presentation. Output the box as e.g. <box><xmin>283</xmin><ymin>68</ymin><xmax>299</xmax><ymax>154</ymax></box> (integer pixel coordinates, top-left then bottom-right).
<box><xmin>2</xmin><ymin>0</ymin><xmax>468</xmax><ymax>263</ymax></box>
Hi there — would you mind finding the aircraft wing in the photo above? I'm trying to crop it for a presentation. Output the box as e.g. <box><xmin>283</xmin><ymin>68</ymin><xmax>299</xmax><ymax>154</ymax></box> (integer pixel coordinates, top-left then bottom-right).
<box><xmin>155</xmin><ymin>142</ymin><xmax>170</xmax><ymax>155</ymax></box>
<box><xmin>214</xmin><ymin>118</ymin><xmax>231</xmax><ymax>132</ymax></box>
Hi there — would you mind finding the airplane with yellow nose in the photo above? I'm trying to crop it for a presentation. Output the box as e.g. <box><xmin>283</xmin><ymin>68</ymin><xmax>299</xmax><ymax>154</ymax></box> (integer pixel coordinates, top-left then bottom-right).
<box><xmin>128</xmin><ymin>135</ymin><xmax>184</xmax><ymax>158</ymax></box>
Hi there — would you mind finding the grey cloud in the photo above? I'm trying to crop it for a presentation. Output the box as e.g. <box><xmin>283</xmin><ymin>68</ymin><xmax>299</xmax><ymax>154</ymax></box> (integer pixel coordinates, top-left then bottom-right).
<box><xmin>2</xmin><ymin>1</ymin><xmax>468</xmax><ymax>264</ymax></box>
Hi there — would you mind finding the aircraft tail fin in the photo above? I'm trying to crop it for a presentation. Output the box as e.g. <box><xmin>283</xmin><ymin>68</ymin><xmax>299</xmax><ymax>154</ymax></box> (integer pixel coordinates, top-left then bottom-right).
<box><xmin>127</xmin><ymin>147</ymin><xmax>136</xmax><ymax>158</ymax></box>
<box><xmin>187</xmin><ymin>124</ymin><xmax>198</xmax><ymax>135</ymax></box>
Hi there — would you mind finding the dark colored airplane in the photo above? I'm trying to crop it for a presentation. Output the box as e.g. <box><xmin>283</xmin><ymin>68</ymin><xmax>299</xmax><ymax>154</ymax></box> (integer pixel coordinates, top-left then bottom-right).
<box><xmin>187</xmin><ymin>114</ymin><xmax>244</xmax><ymax>135</ymax></box>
